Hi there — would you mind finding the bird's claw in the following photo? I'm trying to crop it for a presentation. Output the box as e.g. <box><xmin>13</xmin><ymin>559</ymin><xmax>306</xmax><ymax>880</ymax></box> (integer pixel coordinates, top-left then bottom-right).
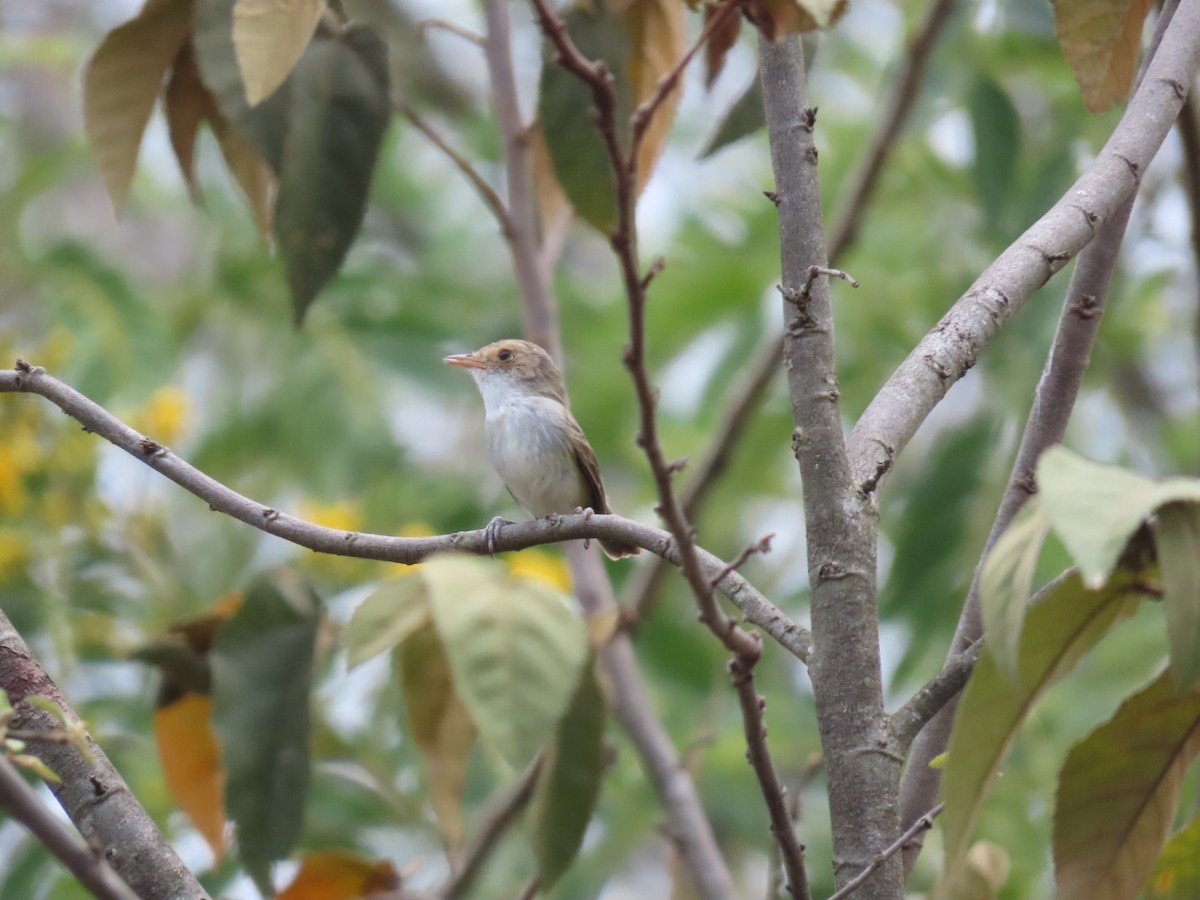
<box><xmin>484</xmin><ymin>516</ymin><xmax>513</xmax><ymax>556</ymax></box>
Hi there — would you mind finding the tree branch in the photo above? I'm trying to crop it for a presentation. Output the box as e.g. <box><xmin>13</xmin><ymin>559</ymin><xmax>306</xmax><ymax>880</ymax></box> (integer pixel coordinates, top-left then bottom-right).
<box><xmin>0</xmin><ymin>362</ymin><xmax>810</xmax><ymax>662</ymax></box>
<box><xmin>759</xmin><ymin>32</ymin><xmax>899</xmax><ymax>900</ymax></box>
<box><xmin>846</xmin><ymin>0</ymin><xmax>1200</xmax><ymax>490</ymax></box>
<box><xmin>824</xmin><ymin>803</ymin><xmax>943</xmax><ymax>900</ymax></box>
<box><xmin>0</xmin><ymin>609</ymin><xmax>208</xmax><ymax>900</ymax></box>
<box><xmin>484</xmin><ymin>0</ymin><xmax>560</xmax><ymax>359</ymax></box>
<box><xmin>892</xmin><ymin>0</ymin><xmax>1189</xmax><ymax>873</ymax></box>
<box><xmin>0</xmin><ymin>753</ymin><xmax>139</xmax><ymax>900</ymax></box>
<box><xmin>624</xmin><ymin>0</ymin><xmax>958</xmax><ymax>622</ymax></box>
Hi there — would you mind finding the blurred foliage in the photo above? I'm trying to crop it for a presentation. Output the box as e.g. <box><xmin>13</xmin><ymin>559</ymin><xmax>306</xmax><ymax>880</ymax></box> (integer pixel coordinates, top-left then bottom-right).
<box><xmin>0</xmin><ymin>0</ymin><xmax>1197</xmax><ymax>898</ymax></box>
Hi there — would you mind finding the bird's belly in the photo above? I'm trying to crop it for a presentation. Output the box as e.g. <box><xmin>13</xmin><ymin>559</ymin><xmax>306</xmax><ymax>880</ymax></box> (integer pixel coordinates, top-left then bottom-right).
<box><xmin>486</xmin><ymin>406</ymin><xmax>587</xmax><ymax>518</ymax></box>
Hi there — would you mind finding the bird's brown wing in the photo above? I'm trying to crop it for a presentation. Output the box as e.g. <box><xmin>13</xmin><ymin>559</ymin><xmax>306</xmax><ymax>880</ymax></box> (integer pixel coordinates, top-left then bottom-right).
<box><xmin>566</xmin><ymin>415</ymin><xmax>610</xmax><ymax>515</ymax></box>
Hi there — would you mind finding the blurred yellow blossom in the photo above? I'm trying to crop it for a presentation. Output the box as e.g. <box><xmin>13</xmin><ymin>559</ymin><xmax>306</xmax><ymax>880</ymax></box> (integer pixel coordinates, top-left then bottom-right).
<box><xmin>301</xmin><ymin>500</ymin><xmax>363</xmax><ymax>533</ymax></box>
<box><xmin>135</xmin><ymin>387</ymin><xmax>190</xmax><ymax>445</ymax></box>
<box><xmin>508</xmin><ymin>549</ymin><xmax>572</xmax><ymax>592</ymax></box>
<box><xmin>0</xmin><ymin>442</ymin><xmax>31</xmax><ymax>515</ymax></box>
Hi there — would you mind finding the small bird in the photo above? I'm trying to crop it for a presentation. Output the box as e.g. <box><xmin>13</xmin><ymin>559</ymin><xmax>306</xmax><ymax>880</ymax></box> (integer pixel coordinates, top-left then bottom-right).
<box><xmin>444</xmin><ymin>339</ymin><xmax>640</xmax><ymax>560</ymax></box>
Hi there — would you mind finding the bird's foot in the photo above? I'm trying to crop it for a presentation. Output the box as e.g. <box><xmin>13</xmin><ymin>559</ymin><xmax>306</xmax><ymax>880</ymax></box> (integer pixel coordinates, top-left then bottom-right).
<box><xmin>484</xmin><ymin>516</ymin><xmax>513</xmax><ymax>556</ymax></box>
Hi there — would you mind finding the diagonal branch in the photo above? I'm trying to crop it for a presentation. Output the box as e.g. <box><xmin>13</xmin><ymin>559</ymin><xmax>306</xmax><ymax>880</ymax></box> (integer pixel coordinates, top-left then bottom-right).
<box><xmin>891</xmin><ymin>1</ymin><xmax>1189</xmax><ymax>873</ymax></box>
<box><xmin>0</xmin><ymin>362</ymin><xmax>810</xmax><ymax>662</ymax></box>
<box><xmin>847</xmin><ymin>0</ymin><xmax>1200</xmax><ymax>490</ymax></box>
<box><xmin>0</xmin><ymin>609</ymin><xmax>208</xmax><ymax>900</ymax></box>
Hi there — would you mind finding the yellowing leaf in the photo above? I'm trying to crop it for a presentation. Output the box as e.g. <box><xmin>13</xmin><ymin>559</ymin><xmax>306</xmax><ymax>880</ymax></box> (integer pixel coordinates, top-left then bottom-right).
<box><xmin>210</xmin><ymin>113</ymin><xmax>276</xmax><ymax>240</ymax></box>
<box><xmin>941</xmin><ymin>571</ymin><xmax>1145</xmax><ymax>879</ymax></box>
<box><xmin>155</xmin><ymin>694</ymin><xmax>226</xmax><ymax>859</ymax></box>
<box><xmin>424</xmin><ymin>555</ymin><xmax>588</xmax><ymax>771</ymax></box>
<box><xmin>980</xmin><ymin>499</ymin><xmax>1051</xmax><ymax>680</ymax></box>
<box><xmin>1052</xmin><ymin>0</ymin><xmax>1154</xmax><ymax>112</ymax></box>
<box><xmin>277</xmin><ymin>850</ymin><xmax>400</xmax><ymax>900</ymax></box>
<box><xmin>703</xmin><ymin>3</ymin><xmax>742</xmax><ymax>88</ymax></box>
<box><xmin>744</xmin><ymin>0</ymin><xmax>849</xmax><ymax>40</ymax></box>
<box><xmin>1054</xmin><ymin>669</ymin><xmax>1200</xmax><ymax>900</ymax></box>
<box><xmin>233</xmin><ymin>0</ymin><xmax>327</xmax><ymax>106</ymax></box>
<box><xmin>623</xmin><ymin>0</ymin><xmax>686</xmax><ymax>191</ymax></box>
<box><xmin>344</xmin><ymin>576</ymin><xmax>429</xmax><ymax>669</ymax></box>
<box><xmin>1147</xmin><ymin>812</ymin><xmax>1200</xmax><ymax>900</ymax></box>
<box><xmin>932</xmin><ymin>841</ymin><xmax>1010</xmax><ymax>900</ymax></box>
<box><xmin>399</xmin><ymin>623</ymin><xmax>475</xmax><ymax>853</ymax></box>
<box><xmin>83</xmin><ymin>0</ymin><xmax>194</xmax><ymax>213</ymax></box>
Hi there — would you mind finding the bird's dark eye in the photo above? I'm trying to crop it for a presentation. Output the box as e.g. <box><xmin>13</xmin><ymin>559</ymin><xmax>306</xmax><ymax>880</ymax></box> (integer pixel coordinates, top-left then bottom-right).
<box><xmin>498</xmin><ymin>349</ymin><xmax>513</xmax><ymax>362</ymax></box>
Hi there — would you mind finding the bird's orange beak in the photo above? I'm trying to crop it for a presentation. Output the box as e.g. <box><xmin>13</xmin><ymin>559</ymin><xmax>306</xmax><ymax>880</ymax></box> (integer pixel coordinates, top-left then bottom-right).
<box><xmin>443</xmin><ymin>352</ymin><xmax>485</xmax><ymax>369</ymax></box>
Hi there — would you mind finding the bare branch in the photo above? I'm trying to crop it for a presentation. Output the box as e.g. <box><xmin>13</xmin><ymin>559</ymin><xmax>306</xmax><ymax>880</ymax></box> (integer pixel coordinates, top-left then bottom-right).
<box><xmin>847</xmin><ymin>0</ymin><xmax>1200</xmax><ymax>489</ymax></box>
<box><xmin>709</xmin><ymin>533</ymin><xmax>774</xmax><ymax>589</ymax></box>
<box><xmin>417</xmin><ymin>18</ymin><xmax>486</xmax><ymax>47</ymax></box>
<box><xmin>624</xmin><ymin>0</ymin><xmax>958</xmax><ymax>624</ymax></box>
<box><xmin>760</xmin><ymin>30</ymin><xmax>899</xmax><ymax>900</ymax></box>
<box><xmin>0</xmin><ymin>609</ymin><xmax>208</xmax><ymax>899</ymax></box>
<box><xmin>484</xmin><ymin>0</ymin><xmax>561</xmax><ymax>358</ymax></box>
<box><xmin>0</xmin><ymin>753</ymin><xmax>140</xmax><ymax>900</ymax></box>
<box><xmin>887</xmin><ymin>639</ymin><xmax>982</xmax><ymax>754</ymax></box>
<box><xmin>443</xmin><ymin>760</ymin><xmax>541</xmax><ymax>899</ymax></box>
<box><xmin>894</xmin><ymin>0</ymin><xmax>1191</xmax><ymax>872</ymax></box>
<box><xmin>825</xmin><ymin>803</ymin><xmax>944</xmax><ymax>900</ymax></box>
<box><xmin>0</xmin><ymin>362</ymin><xmax>809</xmax><ymax>662</ymax></box>
<box><xmin>393</xmin><ymin>95</ymin><xmax>513</xmax><ymax>236</ymax></box>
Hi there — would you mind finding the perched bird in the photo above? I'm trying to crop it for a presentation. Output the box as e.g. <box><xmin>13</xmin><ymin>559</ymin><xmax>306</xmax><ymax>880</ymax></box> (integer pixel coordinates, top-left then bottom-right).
<box><xmin>444</xmin><ymin>339</ymin><xmax>640</xmax><ymax>560</ymax></box>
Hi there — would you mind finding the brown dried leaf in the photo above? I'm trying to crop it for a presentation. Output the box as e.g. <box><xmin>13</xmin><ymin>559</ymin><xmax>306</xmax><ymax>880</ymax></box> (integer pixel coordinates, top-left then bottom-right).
<box><xmin>624</xmin><ymin>0</ymin><xmax>687</xmax><ymax>190</ymax></box>
<box><xmin>164</xmin><ymin>41</ymin><xmax>220</xmax><ymax>204</ymax></box>
<box><xmin>744</xmin><ymin>0</ymin><xmax>848</xmax><ymax>40</ymax></box>
<box><xmin>1052</xmin><ymin>0</ymin><xmax>1154</xmax><ymax>112</ymax></box>
<box><xmin>704</xmin><ymin>4</ymin><xmax>742</xmax><ymax>89</ymax></box>
<box><xmin>83</xmin><ymin>0</ymin><xmax>194</xmax><ymax>213</ymax></box>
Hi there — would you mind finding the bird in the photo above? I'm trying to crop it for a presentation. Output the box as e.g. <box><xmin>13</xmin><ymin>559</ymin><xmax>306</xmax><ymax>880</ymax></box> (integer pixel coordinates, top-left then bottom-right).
<box><xmin>444</xmin><ymin>339</ymin><xmax>641</xmax><ymax>560</ymax></box>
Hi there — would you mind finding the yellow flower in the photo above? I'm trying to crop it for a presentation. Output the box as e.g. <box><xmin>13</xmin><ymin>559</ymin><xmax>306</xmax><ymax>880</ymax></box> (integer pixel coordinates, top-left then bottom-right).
<box><xmin>138</xmin><ymin>387</ymin><xmax>190</xmax><ymax>445</ymax></box>
<box><xmin>0</xmin><ymin>445</ymin><xmax>28</xmax><ymax>516</ymax></box>
<box><xmin>300</xmin><ymin>500</ymin><xmax>363</xmax><ymax>534</ymax></box>
<box><xmin>508</xmin><ymin>548</ymin><xmax>572</xmax><ymax>592</ymax></box>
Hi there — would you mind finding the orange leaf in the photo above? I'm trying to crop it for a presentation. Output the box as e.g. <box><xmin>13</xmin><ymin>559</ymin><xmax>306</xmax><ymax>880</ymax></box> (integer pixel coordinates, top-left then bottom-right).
<box><xmin>704</xmin><ymin>4</ymin><xmax>742</xmax><ymax>89</ymax></box>
<box><xmin>1052</xmin><ymin>0</ymin><xmax>1154</xmax><ymax>112</ymax></box>
<box><xmin>155</xmin><ymin>694</ymin><xmax>226</xmax><ymax>859</ymax></box>
<box><xmin>164</xmin><ymin>40</ymin><xmax>220</xmax><ymax>203</ymax></box>
<box><xmin>277</xmin><ymin>850</ymin><xmax>400</xmax><ymax>900</ymax></box>
<box><xmin>744</xmin><ymin>0</ymin><xmax>848</xmax><ymax>40</ymax></box>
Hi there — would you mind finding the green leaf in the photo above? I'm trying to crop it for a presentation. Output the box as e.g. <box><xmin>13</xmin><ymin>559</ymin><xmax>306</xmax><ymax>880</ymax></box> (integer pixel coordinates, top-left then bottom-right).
<box><xmin>967</xmin><ymin>75</ymin><xmax>1020</xmax><ymax>224</ymax></box>
<box><xmin>533</xmin><ymin>661</ymin><xmax>608</xmax><ymax>889</ymax></box>
<box><xmin>210</xmin><ymin>571</ymin><xmax>320</xmax><ymax>868</ymax></box>
<box><xmin>423</xmin><ymin>554</ymin><xmax>588</xmax><ymax>772</ymax></box>
<box><xmin>1147</xmin><ymin>811</ymin><xmax>1200</xmax><ymax>899</ymax></box>
<box><xmin>537</xmin><ymin>3</ymin><xmax>632</xmax><ymax>233</ymax></box>
<box><xmin>273</xmin><ymin>24</ymin><xmax>391</xmax><ymax>322</ymax></box>
<box><xmin>1155</xmin><ymin>503</ymin><xmax>1200</xmax><ymax>691</ymax></box>
<box><xmin>344</xmin><ymin>574</ymin><xmax>430</xmax><ymax>668</ymax></box>
<box><xmin>1037</xmin><ymin>447</ymin><xmax>1200</xmax><ymax>588</ymax></box>
<box><xmin>699</xmin><ymin>72</ymin><xmax>766</xmax><ymax>159</ymax></box>
<box><xmin>1054</xmin><ymin>669</ymin><xmax>1200</xmax><ymax>900</ymax></box>
<box><xmin>941</xmin><ymin>570</ymin><xmax>1145</xmax><ymax>877</ymax></box>
<box><xmin>980</xmin><ymin>498</ymin><xmax>1050</xmax><ymax>680</ymax></box>
<box><xmin>83</xmin><ymin>0</ymin><xmax>194</xmax><ymax>213</ymax></box>
<box><xmin>233</xmin><ymin>0</ymin><xmax>326</xmax><ymax>106</ymax></box>
<box><xmin>398</xmin><ymin>622</ymin><xmax>475</xmax><ymax>853</ymax></box>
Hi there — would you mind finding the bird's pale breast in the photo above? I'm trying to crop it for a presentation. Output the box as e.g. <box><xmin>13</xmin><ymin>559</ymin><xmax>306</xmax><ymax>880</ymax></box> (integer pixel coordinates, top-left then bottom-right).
<box><xmin>484</xmin><ymin>396</ymin><xmax>589</xmax><ymax>518</ymax></box>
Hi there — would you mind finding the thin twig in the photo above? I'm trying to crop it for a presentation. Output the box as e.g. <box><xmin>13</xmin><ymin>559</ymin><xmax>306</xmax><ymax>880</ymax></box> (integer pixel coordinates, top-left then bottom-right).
<box><xmin>887</xmin><ymin>639</ymin><xmax>982</xmax><ymax>754</ymax></box>
<box><xmin>443</xmin><ymin>760</ymin><xmax>542</xmax><ymax>899</ymax></box>
<box><xmin>624</xmin><ymin>0</ymin><xmax>958</xmax><ymax>624</ymax></box>
<box><xmin>824</xmin><ymin>803</ymin><xmax>944</xmax><ymax>900</ymax></box>
<box><xmin>529</xmin><ymin>2</ymin><xmax>810</xmax><ymax>894</ymax></box>
<box><xmin>485</xmin><ymin>0</ymin><xmax>560</xmax><ymax>357</ymax></box>
<box><xmin>417</xmin><ymin>18</ymin><xmax>485</xmax><ymax>47</ymax></box>
<box><xmin>0</xmin><ymin>754</ymin><xmax>139</xmax><ymax>900</ymax></box>
<box><xmin>0</xmin><ymin>362</ymin><xmax>810</xmax><ymax>661</ymax></box>
<box><xmin>709</xmin><ymin>533</ymin><xmax>774</xmax><ymax>589</ymax></box>
<box><xmin>392</xmin><ymin>95</ymin><xmax>514</xmax><ymax>237</ymax></box>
